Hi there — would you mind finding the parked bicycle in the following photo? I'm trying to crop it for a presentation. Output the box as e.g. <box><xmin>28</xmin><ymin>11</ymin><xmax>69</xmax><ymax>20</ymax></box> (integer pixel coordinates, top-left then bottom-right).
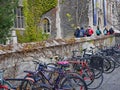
<box><xmin>20</xmin><ymin>56</ymin><xmax>88</xmax><ymax>90</ymax></box>
<box><xmin>0</xmin><ymin>70</ymin><xmax>16</xmax><ymax>90</ymax></box>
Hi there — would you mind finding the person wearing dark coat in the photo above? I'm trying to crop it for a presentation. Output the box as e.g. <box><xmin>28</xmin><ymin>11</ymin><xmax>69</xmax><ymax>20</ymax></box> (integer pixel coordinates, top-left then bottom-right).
<box><xmin>74</xmin><ymin>26</ymin><xmax>80</xmax><ymax>38</ymax></box>
<box><xmin>108</xmin><ymin>26</ymin><xmax>114</xmax><ymax>35</ymax></box>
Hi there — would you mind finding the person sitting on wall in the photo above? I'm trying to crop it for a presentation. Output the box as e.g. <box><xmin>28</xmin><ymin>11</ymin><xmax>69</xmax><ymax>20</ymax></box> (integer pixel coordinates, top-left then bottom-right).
<box><xmin>74</xmin><ymin>26</ymin><xmax>80</xmax><ymax>38</ymax></box>
<box><xmin>103</xmin><ymin>27</ymin><xmax>109</xmax><ymax>35</ymax></box>
<box><xmin>79</xmin><ymin>27</ymin><xmax>86</xmax><ymax>37</ymax></box>
<box><xmin>108</xmin><ymin>26</ymin><xmax>114</xmax><ymax>35</ymax></box>
<box><xmin>85</xmin><ymin>26</ymin><xmax>94</xmax><ymax>37</ymax></box>
<box><xmin>96</xmin><ymin>26</ymin><xmax>102</xmax><ymax>36</ymax></box>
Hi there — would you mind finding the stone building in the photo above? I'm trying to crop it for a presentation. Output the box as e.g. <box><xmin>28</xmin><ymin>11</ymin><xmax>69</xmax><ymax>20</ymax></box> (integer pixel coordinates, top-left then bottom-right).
<box><xmin>11</xmin><ymin>0</ymin><xmax>119</xmax><ymax>43</ymax></box>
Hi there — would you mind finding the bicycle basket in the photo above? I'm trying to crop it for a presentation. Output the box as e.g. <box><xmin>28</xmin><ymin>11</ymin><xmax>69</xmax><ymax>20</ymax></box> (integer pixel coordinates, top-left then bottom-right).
<box><xmin>90</xmin><ymin>55</ymin><xmax>103</xmax><ymax>70</ymax></box>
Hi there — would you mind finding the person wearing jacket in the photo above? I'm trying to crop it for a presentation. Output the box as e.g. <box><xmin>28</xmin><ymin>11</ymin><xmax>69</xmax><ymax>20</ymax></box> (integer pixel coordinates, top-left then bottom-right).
<box><xmin>96</xmin><ymin>26</ymin><xmax>102</xmax><ymax>36</ymax></box>
<box><xmin>86</xmin><ymin>26</ymin><xmax>94</xmax><ymax>37</ymax></box>
<box><xmin>74</xmin><ymin>26</ymin><xmax>80</xmax><ymax>38</ymax></box>
<box><xmin>79</xmin><ymin>27</ymin><xmax>85</xmax><ymax>37</ymax></box>
<box><xmin>108</xmin><ymin>26</ymin><xmax>114</xmax><ymax>35</ymax></box>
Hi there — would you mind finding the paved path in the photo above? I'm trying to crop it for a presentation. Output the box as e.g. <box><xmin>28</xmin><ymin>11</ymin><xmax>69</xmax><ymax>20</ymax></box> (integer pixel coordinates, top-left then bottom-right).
<box><xmin>89</xmin><ymin>67</ymin><xmax>120</xmax><ymax>90</ymax></box>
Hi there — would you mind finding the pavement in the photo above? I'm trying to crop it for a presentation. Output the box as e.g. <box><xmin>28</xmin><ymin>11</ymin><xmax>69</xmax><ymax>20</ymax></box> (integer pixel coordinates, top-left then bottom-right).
<box><xmin>89</xmin><ymin>67</ymin><xmax>120</xmax><ymax>90</ymax></box>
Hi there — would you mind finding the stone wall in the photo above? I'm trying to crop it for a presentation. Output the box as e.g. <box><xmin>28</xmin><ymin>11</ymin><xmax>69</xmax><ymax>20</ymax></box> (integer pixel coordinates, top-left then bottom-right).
<box><xmin>0</xmin><ymin>35</ymin><xmax>118</xmax><ymax>78</ymax></box>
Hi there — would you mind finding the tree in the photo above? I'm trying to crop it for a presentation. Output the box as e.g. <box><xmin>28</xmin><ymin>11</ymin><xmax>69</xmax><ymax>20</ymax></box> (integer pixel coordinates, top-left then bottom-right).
<box><xmin>0</xmin><ymin>0</ymin><xmax>18</xmax><ymax>44</ymax></box>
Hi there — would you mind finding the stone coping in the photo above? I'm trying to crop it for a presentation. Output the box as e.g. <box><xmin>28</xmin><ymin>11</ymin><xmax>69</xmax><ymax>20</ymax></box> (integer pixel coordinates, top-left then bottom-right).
<box><xmin>0</xmin><ymin>35</ymin><xmax>115</xmax><ymax>55</ymax></box>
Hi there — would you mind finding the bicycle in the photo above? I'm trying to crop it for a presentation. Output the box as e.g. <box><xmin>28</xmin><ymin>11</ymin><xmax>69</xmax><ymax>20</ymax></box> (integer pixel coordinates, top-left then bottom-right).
<box><xmin>0</xmin><ymin>70</ymin><xmax>16</xmax><ymax>90</ymax></box>
<box><xmin>71</xmin><ymin>49</ymin><xmax>104</xmax><ymax>89</ymax></box>
<box><xmin>20</xmin><ymin>57</ymin><xmax>88</xmax><ymax>90</ymax></box>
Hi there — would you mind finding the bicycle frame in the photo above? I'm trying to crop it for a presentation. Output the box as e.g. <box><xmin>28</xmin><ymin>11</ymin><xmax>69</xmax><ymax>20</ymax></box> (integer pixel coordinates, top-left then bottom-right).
<box><xmin>0</xmin><ymin>84</ymin><xmax>8</xmax><ymax>90</ymax></box>
<box><xmin>0</xmin><ymin>70</ymin><xmax>4</xmax><ymax>84</ymax></box>
<box><xmin>25</xmin><ymin>63</ymin><xmax>67</xmax><ymax>89</ymax></box>
<box><xmin>0</xmin><ymin>70</ymin><xmax>9</xmax><ymax>90</ymax></box>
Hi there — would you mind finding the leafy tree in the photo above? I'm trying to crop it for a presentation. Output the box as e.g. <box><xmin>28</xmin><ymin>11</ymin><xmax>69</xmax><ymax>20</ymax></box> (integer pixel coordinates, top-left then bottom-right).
<box><xmin>0</xmin><ymin>0</ymin><xmax>18</xmax><ymax>44</ymax></box>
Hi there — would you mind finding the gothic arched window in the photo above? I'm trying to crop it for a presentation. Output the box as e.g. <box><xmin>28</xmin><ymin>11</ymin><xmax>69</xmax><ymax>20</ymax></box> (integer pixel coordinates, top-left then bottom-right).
<box><xmin>42</xmin><ymin>18</ymin><xmax>51</xmax><ymax>34</ymax></box>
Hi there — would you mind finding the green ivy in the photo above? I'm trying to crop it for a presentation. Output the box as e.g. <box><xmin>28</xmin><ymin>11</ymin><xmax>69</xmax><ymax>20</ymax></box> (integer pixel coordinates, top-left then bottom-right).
<box><xmin>0</xmin><ymin>0</ymin><xmax>18</xmax><ymax>44</ymax></box>
<box><xmin>17</xmin><ymin>0</ymin><xmax>57</xmax><ymax>43</ymax></box>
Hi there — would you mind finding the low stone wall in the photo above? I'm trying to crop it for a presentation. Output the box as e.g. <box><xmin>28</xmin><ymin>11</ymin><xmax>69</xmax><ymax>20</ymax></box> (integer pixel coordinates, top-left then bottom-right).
<box><xmin>0</xmin><ymin>34</ymin><xmax>118</xmax><ymax>78</ymax></box>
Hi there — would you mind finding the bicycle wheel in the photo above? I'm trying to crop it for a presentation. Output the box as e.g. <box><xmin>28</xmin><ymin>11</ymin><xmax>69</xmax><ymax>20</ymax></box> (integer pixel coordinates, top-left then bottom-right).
<box><xmin>88</xmin><ymin>73</ymin><xmax>103</xmax><ymax>89</ymax></box>
<box><xmin>103</xmin><ymin>57</ymin><xmax>111</xmax><ymax>73</ymax></box>
<box><xmin>73</xmin><ymin>63</ymin><xmax>95</xmax><ymax>86</ymax></box>
<box><xmin>20</xmin><ymin>74</ymin><xmax>48</xmax><ymax>90</ymax></box>
<box><xmin>0</xmin><ymin>80</ymin><xmax>14</xmax><ymax>90</ymax></box>
<box><xmin>103</xmin><ymin>56</ymin><xmax>115</xmax><ymax>74</ymax></box>
<box><xmin>113</xmin><ymin>54</ymin><xmax>120</xmax><ymax>65</ymax></box>
<box><xmin>20</xmin><ymin>77</ymin><xmax>34</xmax><ymax>90</ymax></box>
<box><xmin>92</xmin><ymin>68</ymin><xmax>103</xmax><ymax>79</ymax></box>
<box><xmin>81</xmin><ymin>68</ymin><xmax>95</xmax><ymax>86</ymax></box>
<box><xmin>60</xmin><ymin>75</ymin><xmax>88</xmax><ymax>90</ymax></box>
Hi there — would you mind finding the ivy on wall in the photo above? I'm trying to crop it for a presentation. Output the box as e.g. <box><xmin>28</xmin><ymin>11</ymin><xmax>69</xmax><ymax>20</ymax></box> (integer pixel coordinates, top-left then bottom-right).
<box><xmin>0</xmin><ymin>0</ymin><xmax>18</xmax><ymax>44</ymax></box>
<box><xmin>17</xmin><ymin>0</ymin><xmax>57</xmax><ymax>43</ymax></box>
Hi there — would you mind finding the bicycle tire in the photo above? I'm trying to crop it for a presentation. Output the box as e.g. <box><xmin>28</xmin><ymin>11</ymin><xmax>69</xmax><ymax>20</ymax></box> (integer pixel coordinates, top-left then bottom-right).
<box><xmin>0</xmin><ymin>80</ymin><xmax>15</xmax><ymax>90</ymax></box>
<box><xmin>88</xmin><ymin>73</ymin><xmax>103</xmax><ymax>89</ymax></box>
<box><xmin>113</xmin><ymin>54</ymin><xmax>120</xmax><ymax>65</ymax></box>
<box><xmin>103</xmin><ymin>57</ymin><xmax>111</xmax><ymax>73</ymax></box>
<box><xmin>110</xmin><ymin>55</ymin><xmax>120</xmax><ymax>68</ymax></box>
<box><xmin>82</xmin><ymin>68</ymin><xmax>95</xmax><ymax>86</ymax></box>
<box><xmin>20</xmin><ymin>76</ymin><xmax>45</xmax><ymax>90</ymax></box>
<box><xmin>103</xmin><ymin>56</ymin><xmax>115</xmax><ymax>74</ymax></box>
<box><xmin>92</xmin><ymin>68</ymin><xmax>103</xmax><ymax>79</ymax></box>
<box><xmin>73</xmin><ymin>63</ymin><xmax>95</xmax><ymax>86</ymax></box>
<box><xmin>60</xmin><ymin>75</ymin><xmax>88</xmax><ymax>90</ymax></box>
<box><xmin>20</xmin><ymin>77</ymin><xmax>34</xmax><ymax>90</ymax></box>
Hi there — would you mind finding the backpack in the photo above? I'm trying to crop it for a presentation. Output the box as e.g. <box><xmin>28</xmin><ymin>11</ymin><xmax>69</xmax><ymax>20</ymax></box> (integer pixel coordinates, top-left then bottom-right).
<box><xmin>79</xmin><ymin>30</ymin><xmax>84</xmax><ymax>37</ymax></box>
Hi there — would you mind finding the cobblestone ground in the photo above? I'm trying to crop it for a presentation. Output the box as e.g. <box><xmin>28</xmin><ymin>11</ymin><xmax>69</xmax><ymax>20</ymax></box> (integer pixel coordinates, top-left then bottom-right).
<box><xmin>89</xmin><ymin>67</ymin><xmax>120</xmax><ymax>90</ymax></box>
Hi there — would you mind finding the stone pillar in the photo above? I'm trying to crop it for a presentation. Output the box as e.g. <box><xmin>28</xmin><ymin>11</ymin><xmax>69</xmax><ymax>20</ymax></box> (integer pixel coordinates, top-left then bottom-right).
<box><xmin>6</xmin><ymin>30</ymin><xmax>17</xmax><ymax>44</ymax></box>
<box><xmin>11</xmin><ymin>30</ymin><xmax>18</xmax><ymax>44</ymax></box>
<box><xmin>88</xmin><ymin>0</ymin><xmax>93</xmax><ymax>28</ymax></box>
<box><xmin>56</xmin><ymin>0</ymin><xmax>62</xmax><ymax>39</ymax></box>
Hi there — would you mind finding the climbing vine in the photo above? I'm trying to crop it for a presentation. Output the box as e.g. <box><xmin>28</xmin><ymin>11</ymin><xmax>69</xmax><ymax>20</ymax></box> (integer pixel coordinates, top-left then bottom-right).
<box><xmin>0</xmin><ymin>0</ymin><xmax>18</xmax><ymax>44</ymax></box>
<box><xmin>16</xmin><ymin>0</ymin><xmax>57</xmax><ymax>43</ymax></box>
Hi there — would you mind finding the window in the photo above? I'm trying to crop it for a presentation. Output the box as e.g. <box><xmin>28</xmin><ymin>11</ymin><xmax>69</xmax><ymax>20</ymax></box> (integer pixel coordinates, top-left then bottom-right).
<box><xmin>14</xmin><ymin>7</ymin><xmax>24</xmax><ymax>29</ymax></box>
<box><xmin>42</xmin><ymin>18</ymin><xmax>51</xmax><ymax>34</ymax></box>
